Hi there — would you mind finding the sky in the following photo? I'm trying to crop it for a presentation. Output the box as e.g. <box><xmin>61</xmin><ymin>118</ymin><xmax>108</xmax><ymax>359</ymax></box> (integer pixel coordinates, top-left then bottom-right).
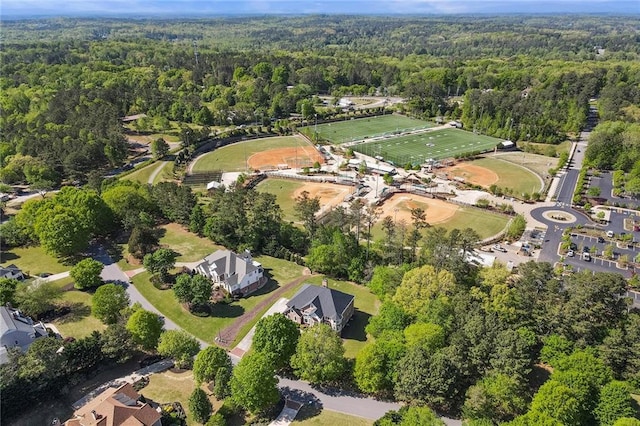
<box><xmin>1</xmin><ymin>0</ymin><xmax>638</xmax><ymax>18</ymax></box>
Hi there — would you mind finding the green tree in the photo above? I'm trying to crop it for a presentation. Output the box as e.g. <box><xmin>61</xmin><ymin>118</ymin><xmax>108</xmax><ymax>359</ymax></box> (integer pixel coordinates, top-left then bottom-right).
<box><xmin>230</xmin><ymin>352</ymin><xmax>279</xmax><ymax>415</ymax></box>
<box><xmin>403</xmin><ymin>322</ymin><xmax>445</xmax><ymax>354</ymax></box>
<box><xmin>101</xmin><ymin>323</ymin><xmax>135</xmax><ymax>363</ymax></box>
<box><xmin>205</xmin><ymin>413</ymin><xmax>226</xmax><ymax>426</ymax></box>
<box><xmin>253</xmin><ymin>313</ymin><xmax>300</xmax><ymax>370</ymax></box>
<box><xmin>213</xmin><ymin>366</ymin><xmax>232</xmax><ymax>399</ymax></box>
<box><xmin>126</xmin><ymin>309</ymin><xmax>164</xmax><ymax>351</ymax></box>
<box><xmin>127</xmin><ymin>226</ymin><xmax>158</xmax><ymax>260</ymax></box>
<box><xmin>92</xmin><ymin>283</ymin><xmax>129</xmax><ymax>324</ymax></box>
<box><xmin>354</xmin><ymin>338</ymin><xmax>405</xmax><ymax>395</ymax></box>
<box><xmin>540</xmin><ymin>334</ymin><xmax>574</xmax><ymax>367</ymax></box>
<box><xmin>0</xmin><ymin>278</ymin><xmax>19</xmax><ymax>306</ymax></box>
<box><xmin>463</xmin><ymin>373</ymin><xmax>528</xmax><ymax>422</ymax></box>
<box><xmin>70</xmin><ymin>258</ymin><xmax>104</xmax><ymax>290</ymax></box>
<box><xmin>14</xmin><ymin>281</ymin><xmax>62</xmax><ymax>318</ymax></box>
<box><xmin>151</xmin><ymin>138</ymin><xmax>170</xmax><ymax>159</ymax></box>
<box><xmin>367</xmin><ymin>265</ymin><xmax>407</xmax><ymax>300</ymax></box>
<box><xmin>392</xmin><ymin>265</ymin><xmax>456</xmax><ymax>317</ymax></box>
<box><xmin>594</xmin><ymin>381</ymin><xmax>636</xmax><ymax>426</ymax></box>
<box><xmin>294</xmin><ymin>190</ymin><xmax>321</xmax><ymax>237</ymax></box>
<box><xmin>143</xmin><ymin>248</ymin><xmax>177</xmax><ymax>283</ymax></box>
<box><xmin>529</xmin><ymin>380</ymin><xmax>581</xmax><ymax>426</ymax></box>
<box><xmin>157</xmin><ymin>330</ymin><xmax>200</xmax><ymax>369</ymax></box>
<box><xmin>36</xmin><ymin>207</ymin><xmax>90</xmax><ymax>257</ymax></box>
<box><xmin>193</xmin><ymin>346</ymin><xmax>233</xmax><ymax>385</ymax></box>
<box><xmin>365</xmin><ymin>301</ymin><xmax>412</xmax><ymax>338</ymax></box>
<box><xmin>613</xmin><ymin>419</ymin><xmax>640</xmax><ymax>426</ymax></box>
<box><xmin>400</xmin><ymin>406</ymin><xmax>446</xmax><ymax>425</ymax></box>
<box><xmin>188</xmin><ymin>388</ymin><xmax>212</xmax><ymax>424</ymax></box>
<box><xmin>506</xmin><ymin>214</ymin><xmax>526</xmax><ymax>240</ymax></box>
<box><xmin>291</xmin><ymin>323</ymin><xmax>345</xmax><ymax>384</ymax></box>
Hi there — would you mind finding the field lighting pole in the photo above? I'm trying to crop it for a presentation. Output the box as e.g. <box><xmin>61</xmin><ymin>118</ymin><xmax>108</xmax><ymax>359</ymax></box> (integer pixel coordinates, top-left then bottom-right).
<box><xmin>314</xmin><ymin>113</ymin><xmax>318</xmax><ymax>143</ymax></box>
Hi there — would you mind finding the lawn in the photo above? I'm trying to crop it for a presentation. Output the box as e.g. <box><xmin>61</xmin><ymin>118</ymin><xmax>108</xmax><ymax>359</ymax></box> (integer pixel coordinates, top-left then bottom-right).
<box><xmin>123</xmin><ymin>160</ymin><xmax>173</xmax><ymax>185</ymax></box>
<box><xmin>256</xmin><ymin>178</ymin><xmax>305</xmax><ymax>222</ymax></box>
<box><xmin>140</xmin><ymin>370</ymin><xmax>221</xmax><ymax>426</ymax></box>
<box><xmin>300</xmin><ymin>115</ymin><xmax>432</xmax><ymax>144</ymax></box>
<box><xmin>50</xmin><ymin>277</ymin><xmax>107</xmax><ymax>339</ymax></box>
<box><xmin>131</xmin><ymin>256</ymin><xmax>304</xmax><ymax>344</ymax></box>
<box><xmin>354</xmin><ymin>128</ymin><xmax>503</xmax><ymax>165</ymax></box>
<box><xmin>293</xmin><ymin>408</ymin><xmax>373</xmax><ymax>426</ymax></box>
<box><xmin>470</xmin><ymin>157</ymin><xmax>543</xmax><ymax>195</ymax></box>
<box><xmin>0</xmin><ymin>245</ymin><xmax>70</xmax><ymax>276</ymax></box>
<box><xmin>493</xmin><ymin>151</ymin><xmax>557</xmax><ymax>180</ymax></box>
<box><xmin>192</xmin><ymin>135</ymin><xmax>312</xmax><ymax>173</ymax></box>
<box><xmin>281</xmin><ymin>275</ymin><xmax>380</xmax><ymax>359</ymax></box>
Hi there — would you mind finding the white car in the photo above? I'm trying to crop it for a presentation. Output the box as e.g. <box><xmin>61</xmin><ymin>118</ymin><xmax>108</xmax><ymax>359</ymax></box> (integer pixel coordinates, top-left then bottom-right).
<box><xmin>567</xmin><ymin>250</ymin><xmax>575</xmax><ymax>257</ymax></box>
<box><xmin>493</xmin><ymin>244</ymin><xmax>507</xmax><ymax>253</ymax></box>
<box><xmin>606</xmin><ymin>230</ymin><xmax>614</xmax><ymax>238</ymax></box>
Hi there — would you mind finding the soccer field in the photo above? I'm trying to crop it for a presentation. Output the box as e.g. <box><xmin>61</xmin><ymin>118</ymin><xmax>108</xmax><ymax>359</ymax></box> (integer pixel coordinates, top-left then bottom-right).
<box><xmin>300</xmin><ymin>115</ymin><xmax>433</xmax><ymax>144</ymax></box>
<box><xmin>353</xmin><ymin>128</ymin><xmax>503</xmax><ymax>166</ymax></box>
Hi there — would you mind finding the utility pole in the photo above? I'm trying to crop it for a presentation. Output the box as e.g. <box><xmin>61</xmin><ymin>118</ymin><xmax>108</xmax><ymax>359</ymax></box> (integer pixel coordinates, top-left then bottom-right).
<box><xmin>193</xmin><ymin>40</ymin><xmax>199</xmax><ymax>66</ymax></box>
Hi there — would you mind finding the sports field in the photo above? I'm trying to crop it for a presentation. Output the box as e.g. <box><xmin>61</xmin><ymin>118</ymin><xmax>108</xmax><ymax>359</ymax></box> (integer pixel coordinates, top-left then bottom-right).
<box><xmin>300</xmin><ymin>115</ymin><xmax>433</xmax><ymax>144</ymax></box>
<box><xmin>192</xmin><ymin>135</ymin><xmax>320</xmax><ymax>172</ymax></box>
<box><xmin>354</xmin><ymin>128</ymin><xmax>502</xmax><ymax>166</ymax></box>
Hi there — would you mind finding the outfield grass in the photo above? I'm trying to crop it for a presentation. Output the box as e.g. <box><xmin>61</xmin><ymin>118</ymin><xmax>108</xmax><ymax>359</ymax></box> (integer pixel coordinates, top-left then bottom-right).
<box><xmin>354</xmin><ymin>128</ymin><xmax>503</xmax><ymax>165</ymax></box>
<box><xmin>131</xmin><ymin>256</ymin><xmax>304</xmax><ymax>344</ymax></box>
<box><xmin>256</xmin><ymin>178</ymin><xmax>305</xmax><ymax>222</ymax></box>
<box><xmin>0</xmin><ymin>245</ymin><xmax>69</xmax><ymax>276</ymax></box>
<box><xmin>371</xmin><ymin>204</ymin><xmax>509</xmax><ymax>241</ymax></box>
<box><xmin>493</xmin><ymin>152</ymin><xmax>556</xmax><ymax>180</ymax></box>
<box><xmin>471</xmin><ymin>157</ymin><xmax>543</xmax><ymax>195</ymax></box>
<box><xmin>300</xmin><ymin>115</ymin><xmax>432</xmax><ymax>144</ymax></box>
<box><xmin>293</xmin><ymin>408</ymin><xmax>373</xmax><ymax>425</ymax></box>
<box><xmin>193</xmin><ymin>135</ymin><xmax>312</xmax><ymax>172</ymax></box>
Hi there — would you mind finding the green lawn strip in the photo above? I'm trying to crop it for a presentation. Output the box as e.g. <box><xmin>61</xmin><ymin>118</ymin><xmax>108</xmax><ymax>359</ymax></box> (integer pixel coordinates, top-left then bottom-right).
<box><xmin>52</xmin><ymin>282</ymin><xmax>107</xmax><ymax>339</ymax></box>
<box><xmin>0</xmin><ymin>245</ymin><xmax>69</xmax><ymax>276</ymax></box>
<box><xmin>354</xmin><ymin>128</ymin><xmax>502</xmax><ymax>164</ymax></box>
<box><xmin>193</xmin><ymin>135</ymin><xmax>311</xmax><ymax>172</ymax></box>
<box><xmin>471</xmin><ymin>157</ymin><xmax>543</xmax><ymax>195</ymax></box>
<box><xmin>301</xmin><ymin>115</ymin><xmax>432</xmax><ymax>144</ymax></box>
<box><xmin>293</xmin><ymin>407</ymin><xmax>373</xmax><ymax>425</ymax></box>
<box><xmin>152</xmin><ymin>161</ymin><xmax>175</xmax><ymax>184</ymax></box>
<box><xmin>132</xmin><ymin>256</ymin><xmax>304</xmax><ymax>344</ymax></box>
<box><xmin>140</xmin><ymin>371</ymin><xmax>221</xmax><ymax>426</ymax></box>
<box><xmin>256</xmin><ymin>178</ymin><xmax>305</xmax><ymax>223</ymax></box>
<box><xmin>122</xmin><ymin>160</ymin><xmax>171</xmax><ymax>184</ymax></box>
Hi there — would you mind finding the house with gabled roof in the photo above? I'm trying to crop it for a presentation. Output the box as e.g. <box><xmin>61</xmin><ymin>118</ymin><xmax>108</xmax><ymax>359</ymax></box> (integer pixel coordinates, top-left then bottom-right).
<box><xmin>64</xmin><ymin>382</ymin><xmax>161</xmax><ymax>426</ymax></box>
<box><xmin>284</xmin><ymin>281</ymin><xmax>355</xmax><ymax>334</ymax></box>
<box><xmin>194</xmin><ymin>249</ymin><xmax>266</xmax><ymax>296</ymax></box>
<box><xmin>0</xmin><ymin>264</ymin><xmax>24</xmax><ymax>281</ymax></box>
<box><xmin>0</xmin><ymin>305</ymin><xmax>49</xmax><ymax>365</ymax></box>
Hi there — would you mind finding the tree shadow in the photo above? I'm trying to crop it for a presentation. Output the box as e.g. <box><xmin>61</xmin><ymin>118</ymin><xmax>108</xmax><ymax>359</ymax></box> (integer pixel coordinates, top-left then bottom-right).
<box><xmin>240</xmin><ymin>269</ymin><xmax>280</xmax><ymax>299</ymax></box>
<box><xmin>279</xmin><ymin>387</ymin><xmax>323</xmax><ymax>421</ymax></box>
<box><xmin>212</xmin><ymin>303</ymin><xmax>244</xmax><ymax>318</ymax></box>
<box><xmin>341</xmin><ymin>309</ymin><xmax>371</xmax><ymax>342</ymax></box>
<box><xmin>0</xmin><ymin>251</ymin><xmax>19</xmax><ymax>262</ymax></box>
<box><xmin>51</xmin><ymin>302</ymin><xmax>91</xmax><ymax>325</ymax></box>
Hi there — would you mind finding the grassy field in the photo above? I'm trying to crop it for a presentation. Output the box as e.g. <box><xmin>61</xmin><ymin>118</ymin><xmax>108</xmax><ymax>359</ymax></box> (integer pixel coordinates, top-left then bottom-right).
<box><xmin>471</xmin><ymin>157</ymin><xmax>543</xmax><ymax>195</ymax></box>
<box><xmin>493</xmin><ymin>151</ymin><xmax>557</xmax><ymax>179</ymax></box>
<box><xmin>354</xmin><ymin>128</ymin><xmax>503</xmax><ymax>165</ymax></box>
<box><xmin>293</xmin><ymin>408</ymin><xmax>373</xmax><ymax>426</ymax></box>
<box><xmin>140</xmin><ymin>371</ymin><xmax>221</xmax><ymax>426</ymax></box>
<box><xmin>0</xmin><ymin>245</ymin><xmax>70</xmax><ymax>276</ymax></box>
<box><xmin>193</xmin><ymin>135</ymin><xmax>312</xmax><ymax>172</ymax></box>
<box><xmin>49</xmin><ymin>277</ymin><xmax>107</xmax><ymax>339</ymax></box>
<box><xmin>158</xmin><ymin>223</ymin><xmax>223</xmax><ymax>262</ymax></box>
<box><xmin>300</xmin><ymin>115</ymin><xmax>432</xmax><ymax>144</ymax></box>
<box><xmin>131</xmin><ymin>256</ymin><xmax>304</xmax><ymax>344</ymax></box>
<box><xmin>371</xmin><ymin>203</ymin><xmax>509</xmax><ymax>241</ymax></box>
<box><xmin>123</xmin><ymin>160</ymin><xmax>173</xmax><ymax>185</ymax></box>
<box><xmin>256</xmin><ymin>178</ymin><xmax>305</xmax><ymax>222</ymax></box>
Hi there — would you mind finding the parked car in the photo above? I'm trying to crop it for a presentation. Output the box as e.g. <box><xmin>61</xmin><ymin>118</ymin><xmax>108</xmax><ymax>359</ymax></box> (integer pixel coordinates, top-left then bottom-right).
<box><xmin>493</xmin><ymin>244</ymin><xmax>507</xmax><ymax>253</ymax></box>
<box><xmin>606</xmin><ymin>230</ymin><xmax>614</xmax><ymax>238</ymax></box>
<box><xmin>597</xmin><ymin>237</ymin><xmax>605</xmax><ymax>243</ymax></box>
<box><xmin>567</xmin><ymin>250</ymin><xmax>575</xmax><ymax>257</ymax></box>
<box><xmin>582</xmin><ymin>252</ymin><xmax>591</xmax><ymax>261</ymax></box>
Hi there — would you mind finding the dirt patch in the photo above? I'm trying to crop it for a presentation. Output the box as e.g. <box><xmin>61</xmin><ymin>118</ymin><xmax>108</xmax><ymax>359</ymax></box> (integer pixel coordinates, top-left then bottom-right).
<box><xmin>442</xmin><ymin>163</ymin><xmax>499</xmax><ymax>187</ymax></box>
<box><xmin>378</xmin><ymin>193</ymin><xmax>459</xmax><ymax>225</ymax></box>
<box><xmin>248</xmin><ymin>146</ymin><xmax>324</xmax><ymax>170</ymax></box>
<box><xmin>293</xmin><ymin>182</ymin><xmax>353</xmax><ymax>211</ymax></box>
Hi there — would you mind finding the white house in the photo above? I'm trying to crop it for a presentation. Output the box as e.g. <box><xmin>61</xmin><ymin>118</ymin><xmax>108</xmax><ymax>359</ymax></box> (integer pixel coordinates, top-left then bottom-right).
<box><xmin>194</xmin><ymin>250</ymin><xmax>266</xmax><ymax>296</ymax></box>
<box><xmin>0</xmin><ymin>306</ymin><xmax>49</xmax><ymax>364</ymax></box>
<box><xmin>0</xmin><ymin>264</ymin><xmax>24</xmax><ymax>281</ymax></box>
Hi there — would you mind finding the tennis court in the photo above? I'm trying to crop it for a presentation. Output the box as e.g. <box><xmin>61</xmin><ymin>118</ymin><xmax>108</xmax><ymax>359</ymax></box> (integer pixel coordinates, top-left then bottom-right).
<box><xmin>353</xmin><ymin>128</ymin><xmax>502</xmax><ymax>166</ymax></box>
<box><xmin>300</xmin><ymin>115</ymin><xmax>433</xmax><ymax>144</ymax></box>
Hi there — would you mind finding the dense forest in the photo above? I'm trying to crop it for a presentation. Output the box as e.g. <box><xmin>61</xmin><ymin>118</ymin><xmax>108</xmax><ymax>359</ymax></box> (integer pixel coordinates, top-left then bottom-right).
<box><xmin>1</xmin><ymin>16</ymin><xmax>640</xmax><ymax>184</ymax></box>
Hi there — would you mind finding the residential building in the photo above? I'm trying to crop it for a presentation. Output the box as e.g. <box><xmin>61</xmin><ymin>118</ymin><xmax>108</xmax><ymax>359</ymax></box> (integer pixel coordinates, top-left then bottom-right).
<box><xmin>194</xmin><ymin>249</ymin><xmax>266</xmax><ymax>296</ymax></box>
<box><xmin>64</xmin><ymin>383</ymin><xmax>161</xmax><ymax>426</ymax></box>
<box><xmin>0</xmin><ymin>305</ymin><xmax>49</xmax><ymax>364</ymax></box>
<box><xmin>285</xmin><ymin>282</ymin><xmax>355</xmax><ymax>334</ymax></box>
<box><xmin>0</xmin><ymin>264</ymin><xmax>24</xmax><ymax>280</ymax></box>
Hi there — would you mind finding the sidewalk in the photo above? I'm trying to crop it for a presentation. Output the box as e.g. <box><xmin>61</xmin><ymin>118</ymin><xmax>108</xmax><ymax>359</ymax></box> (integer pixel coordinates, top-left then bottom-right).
<box><xmin>269</xmin><ymin>400</ymin><xmax>303</xmax><ymax>426</ymax></box>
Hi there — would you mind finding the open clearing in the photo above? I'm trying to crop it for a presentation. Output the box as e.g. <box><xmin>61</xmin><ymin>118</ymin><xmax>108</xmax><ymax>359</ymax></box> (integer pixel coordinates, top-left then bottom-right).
<box><xmin>354</xmin><ymin>128</ymin><xmax>502</xmax><ymax>165</ymax></box>
<box><xmin>372</xmin><ymin>193</ymin><xmax>509</xmax><ymax>240</ymax></box>
<box><xmin>442</xmin><ymin>162</ymin><xmax>499</xmax><ymax>187</ymax></box>
<box><xmin>301</xmin><ymin>115</ymin><xmax>432</xmax><ymax>144</ymax></box>
<box><xmin>193</xmin><ymin>135</ymin><xmax>316</xmax><ymax>172</ymax></box>
<box><xmin>492</xmin><ymin>151</ymin><xmax>557</xmax><ymax>179</ymax></box>
<box><xmin>468</xmin><ymin>157</ymin><xmax>543</xmax><ymax>195</ymax></box>
<box><xmin>257</xmin><ymin>178</ymin><xmax>353</xmax><ymax>223</ymax></box>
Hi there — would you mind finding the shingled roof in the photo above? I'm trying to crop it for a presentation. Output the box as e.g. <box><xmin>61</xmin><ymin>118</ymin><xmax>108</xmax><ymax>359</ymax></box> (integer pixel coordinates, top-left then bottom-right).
<box><xmin>197</xmin><ymin>250</ymin><xmax>257</xmax><ymax>287</ymax></box>
<box><xmin>286</xmin><ymin>284</ymin><xmax>354</xmax><ymax>322</ymax></box>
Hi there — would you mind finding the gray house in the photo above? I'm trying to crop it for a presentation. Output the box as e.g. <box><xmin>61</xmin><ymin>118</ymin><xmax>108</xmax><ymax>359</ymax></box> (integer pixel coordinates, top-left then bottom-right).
<box><xmin>0</xmin><ymin>306</ymin><xmax>49</xmax><ymax>364</ymax></box>
<box><xmin>0</xmin><ymin>264</ymin><xmax>24</xmax><ymax>281</ymax></box>
<box><xmin>194</xmin><ymin>250</ymin><xmax>266</xmax><ymax>296</ymax></box>
<box><xmin>285</xmin><ymin>282</ymin><xmax>355</xmax><ymax>334</ymax></box>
